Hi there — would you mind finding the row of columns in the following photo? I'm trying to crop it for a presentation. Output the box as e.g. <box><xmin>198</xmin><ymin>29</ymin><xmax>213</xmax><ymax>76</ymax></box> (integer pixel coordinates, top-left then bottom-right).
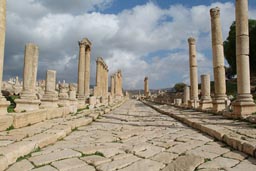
<box><xmin>110</xmin><ymin>70</ymin><xmax>123</xmax><ymax>98</ymax></box>
<box><xmin>185</xmin><ymin>0</ymin><xmax>256</xmax><ymax>117</ymax></box>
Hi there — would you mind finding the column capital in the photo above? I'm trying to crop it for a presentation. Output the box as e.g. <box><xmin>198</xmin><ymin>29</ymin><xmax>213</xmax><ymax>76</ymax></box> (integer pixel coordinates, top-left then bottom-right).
<box><xmin>188</xmin><ymin>37</ymin><xmax>196</xmax><ymax>44</ymax></box>
<box><xmin>210</xmin><ymin>7</ymin><xmax>220</xmax><ymax>18</ymax></box>
<box><xmin>78</xmin><ymin>41</ymin><xmax>86</xmax><ymax>47</ymax></box>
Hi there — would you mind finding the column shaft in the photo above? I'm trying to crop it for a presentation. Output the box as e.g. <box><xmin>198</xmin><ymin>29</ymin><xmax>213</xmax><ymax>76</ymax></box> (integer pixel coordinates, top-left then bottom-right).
<box><xmin>77</xmin><ymin>42</ymin><xmax>85</xmax><ymax>98</ymax></box>
<box><xmin>84</xmin><ymin>47</ymin><xmax>91</xmax><ymax>97</ymax></box>
<box><xmin>0</xmin><ymin>0</ymin><xmax>6</xmax><ymax>95</ymax></box>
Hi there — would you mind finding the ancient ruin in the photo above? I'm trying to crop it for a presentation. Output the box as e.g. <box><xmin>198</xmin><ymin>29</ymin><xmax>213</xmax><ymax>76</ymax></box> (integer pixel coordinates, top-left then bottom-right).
<box><xmin>144</xmin><ymin>76</ymin><xmax>149</xmax><ymax>98</ymax></box>
<box><xmin>199</xmin><ymin>74</ymin><xmax>212</xmax><ymax>110</ymax></box>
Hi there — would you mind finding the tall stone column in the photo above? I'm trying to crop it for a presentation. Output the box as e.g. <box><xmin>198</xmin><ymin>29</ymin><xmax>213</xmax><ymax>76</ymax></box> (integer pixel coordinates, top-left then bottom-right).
<box><xmin>199</xmin><ymin>74</ymin><xmax>212</xmax><ymax>110</ymax></box>
<box><xmin>232</xmin><ymin>0</ymin><xmax>256</xmax><ymax>117</ymax></box>
<box><xmin>15</xmin><ymin>44</ymin><xmax>40</xmax><ymax>112</ymax></box>
<box><xmin>0</xmin><ymin>0</ymin><xmax>9</xmax><ymax>114</ymax></box>
<box><xmin>119</xmin><ymin>70</ymin><xmax>123</xmax><ymax>96</ymax></box>
<box><xmin>144</xmin><ymin>77</ymin><xmax>149</xmax><ymax>98</ymax></box>
<box><xmin>94</xmin><ymin>58</ymin><xmax>101</xmax><ymax>97</ymax></box>
<box><xmin>106</xmin><ymin>68</ymin><xmax>109</xmax><ymax>97</ymax></box>
<box><xmin>114</xmin><ymin>73</ymin><xmax>118</xmax><ymax>96</ymax></box>
<box><xmin>210</xmin><ymin>7</ymin><xmax>227</xmax><ymax>112</ymax></box>
<box><xmin>111</xmin><ymin>75</ymin><xmax>115</xmax><ymax>96</ymax></box>
<box><xmin>41</xmin><ymin>70</ymin><xmax>58</xmax><ymax>108</ymax></box>
<box><xmin>188</xmin><ymin>37</ymin><xmax>199</xmax><ymax>108</ymax></box>
<box><xmin>183</xmin><ymin>85</ymin><xmax>190</xmax><ymax>106</ymax></box>
<box><xmin>77</xmin><ymin>40</ymin><xmax>86</xmax><ymax>101</ymax></box>
<box><xmin>84</xmin><ymin>44</ymin><xmax>91</xmax><ymax>98</ymax></box>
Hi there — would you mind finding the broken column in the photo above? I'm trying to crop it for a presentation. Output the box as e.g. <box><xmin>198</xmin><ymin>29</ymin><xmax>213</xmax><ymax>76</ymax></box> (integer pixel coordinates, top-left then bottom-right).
<box><xmin>15</xmin><ymin>44</ymin><xmax>40</xmax><ymax>112</ymax></box>
<box><xmin>40</xmin><ymin>70</ymin><xmax>58</xmax><ymax>108</ymax></box>
<box><xmin>232</xmin><ymin>0</ymin><xmax>256</xmax><ymax>117</ymax></box>
<box><xmin>144</xmin><ymin>77</ymin><xmax>149</xmax><ymax>98</ymax></box>
<box><xmin>0</xmin><ymin>0</ymin><xmax>9</xmax><ymax>114</ymax></box>
<box><xmin>183</xmin><ymin>85</ymin><xmax>190</xmax><ymax>107</ymax></box>
<box><xmin>210</xmin><ymin>7</ymin><xmax>227</xmax><ymax>112</ymax></box>
<box><xmin>199</xmin><ymin>74</ymin><xmax>212</xmax><ymax>110</ymax></box>
<box><xmin>188</xmin><ymin>37</ymin><xmax>199</xmax><ymax>108</ymax></box>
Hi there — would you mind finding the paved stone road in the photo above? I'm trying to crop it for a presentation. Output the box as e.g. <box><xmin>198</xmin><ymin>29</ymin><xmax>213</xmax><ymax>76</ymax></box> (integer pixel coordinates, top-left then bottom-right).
<box><xmin>6</xmin><ymin>100</ymin><xmax>256</xmax><ymax>171</ymax></box>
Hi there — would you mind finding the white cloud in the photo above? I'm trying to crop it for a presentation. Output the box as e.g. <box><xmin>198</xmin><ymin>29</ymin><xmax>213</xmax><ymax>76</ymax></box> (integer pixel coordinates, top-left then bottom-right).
<box><xmin>4</xmin><ymin>1</ymin><xmax>255</xmax><ymax>89</ymax></box>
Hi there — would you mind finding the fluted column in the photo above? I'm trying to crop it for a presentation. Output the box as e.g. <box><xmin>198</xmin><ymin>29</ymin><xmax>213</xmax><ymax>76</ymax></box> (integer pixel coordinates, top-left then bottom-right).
<box><xmin>0</xmin><ymin>0</ymin><xmax>9</xmax><ymax>114</ymax></box>
<box><xmin>84</xmin><ymin>46</ymin><xmax>91</xmax><ymax>98</ymax></box>
<box><xmin>188</xmin><ymin>37</ymin><xmax>199</xmax><ymax>108</ymax></box>
<box><xmin>199</xmin><ymin>74</ymin><xmax>212</xmax><ymax>110</ymax></box>
<box><xmin>77</xmin><ymin>41</ymin><xmax>86</xmax><ymax>100</ymax></box>
<box><xmin>111</xmin><ymin>75</ymin><xmax>115</xmax><ymax>96</ymax></box>
<box><xmin>232</xmin><ymin>0</ymin><xmax>256</xmax><ymax>117</ymax></box>
<box><xmin>210</xmin><ymin>7</ymin><xmax>227</xmax><ymax>112</ymax></box>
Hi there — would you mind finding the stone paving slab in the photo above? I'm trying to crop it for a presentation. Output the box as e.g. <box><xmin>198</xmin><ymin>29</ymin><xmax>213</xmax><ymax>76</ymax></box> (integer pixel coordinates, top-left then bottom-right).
<box><xmin>144</xmin><ymin>100</ymin><xmax>256</xmax><ymax>158</ymax></box>
<box><xmin>0</xmin><ymin>100</ymin><xmax>126</xmax><ymax>171</ymax></box>
<box><xmin>3</xmin><ymin>100</ymin><xmax>256</xmax><ymax>171</ymax></box>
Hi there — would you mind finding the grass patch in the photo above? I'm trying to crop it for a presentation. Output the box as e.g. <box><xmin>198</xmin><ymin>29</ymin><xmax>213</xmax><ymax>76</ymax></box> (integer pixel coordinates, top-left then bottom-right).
<box><xmin>58</xmin><ymin>104</ymin><xmax>64</xmax><ymax>108</ymax></box>
<box><xmin>6</xmin><ymin>95</ymin><xmax>19</xmax><ymax>113</ymax></box>
<box><xmin>72</xmin><ymin>127</ymin><xmax>78</xmax><ymax>132</ymax></box>
<box><xmin>21</xmin><ymin>110</ymin><xmax>26</xmax><ymax>113</ymax></box>
<box><xmin>6</xmin><ymin>125</ymin><xmax>14</xmax><ymax>131</ymax></box>
<box><xmin>77</xmin><ymin>106</ymin><xmax>88</xmax><ymax>112</ymax></box>
<box><xmin>112</xmin><ymin>139</ymin><xmax>123</xmax><ymax>143</ymax></box>
<box><xmin>16</xmin><ymin>147</ymin><xmax>41</xmax><ymax>162</ymax></box>
<box><xmin>252</xmin><ymin>112</ymin><xmax>256</xmax><ymax>115</ymax></box>
<box><xmin>204</xmin><ymin>158</ymin><xmax>211</xmax><ymax>162</ymax></box>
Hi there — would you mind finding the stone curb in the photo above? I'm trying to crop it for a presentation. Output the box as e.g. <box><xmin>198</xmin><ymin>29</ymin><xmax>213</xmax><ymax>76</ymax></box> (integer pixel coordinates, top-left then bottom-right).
<box><xmin>142</xmin><ymin>100</ymin><xmax>256</xmax><ymax>159</ymax></box>
<box><xmin>0</xmin><ymin>99</ymin><xmax>127</xmax><ymax>171</ymax></box>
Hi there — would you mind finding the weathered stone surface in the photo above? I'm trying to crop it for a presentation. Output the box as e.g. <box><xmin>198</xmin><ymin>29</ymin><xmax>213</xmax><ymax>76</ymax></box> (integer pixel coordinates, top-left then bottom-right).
<box><xmin>6</xmin><ymin>159</ymin><xmax>34</xmax><ymax>171</ymax></box>
<box><xmin>223</xmin><ymin>151</ymin><xmax>248</xmax><ymax>161</ymax></box>
<box><xmin>0</xmin><ymin>115</ymin><xmax>13</xmax><ymax>131</ymax></box>
<box><xmin>162</xmin><ymin>154</ymin><xmax>204</xmax><ymax>171</ymax></box>
<box><xmin>135</xmin><ymin>145</ymin><xmax>163</xmax><ymax>158</ymax></box>
<box><xmin>119</xmin><ymin>159</ymin><xmax>165</xmax><ymax>171</ymax></box>
<box><xmin>150</xmin><ymin>152</ymin><xmax>178</xmax><ymax>164</ymax></box>
<box><xmin>51</xmin><ymin>158</ymin><xmax>87</xmax><ymax>171</ymax></box>
<box><xmin>198</xmin><ymin>157</ymin><xmax>240</xmax><ymax>169</ymax></box>
<box><xmin>31</xmin><ymin>165</ymin><xmax>58</xmax><ymax>171</ymax></box>
<box><xmin>81</xmin><ymin>155</ymin><xmax>111</xmax><ymax>166</ymax></box>
<box><xmin>29</xmin><ymin>149</ymin><xmax>81</xmax><ymax>166</ymax></box>
<box><xmin>0</xmin><ymin>156</ymin><xmax>8</xmax><ymax>171</ymax></box>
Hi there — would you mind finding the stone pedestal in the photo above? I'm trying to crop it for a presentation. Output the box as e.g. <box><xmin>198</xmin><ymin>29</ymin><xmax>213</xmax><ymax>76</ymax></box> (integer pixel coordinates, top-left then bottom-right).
<box><xmin>41</xmin><ymin>70</ymin><xmax>58</xmax><ymax>109</ymax></box>
<box><xmin>15</xmin><ymin>44</ymin><xmax>40</xmax><ymax>112</ymax></box>
<box><xmin>231</xmin><ymin>0</ymin><xmax>256</xmax><ymax>117</ymax></box>
<box><xmin>89</xmin><ymin>96</ymin><xmax>96</xmax><ymax>109</ymax></box>
<box><xmin>0</xmin><ymin>0</ymin><xmax>10</xmax><ymax>114</ymax></box>
<box><xmin>210</xmin><ymin>7</ymin><xmax>227</xmax><ymax>112</ymax></box>
<box><xmin>199</xmin><ymin>74</ymin><xmax>212</xmax><ymax>110</ymax></box>
<box><xmin>58</xmin><ymin>83</ymin><xmax>70</xmax><ymax>107</ymax></box>
<box><xmin>108</xmin><ymin>95</ymin><xmax>113</xmax><ymax>105</ymax></box>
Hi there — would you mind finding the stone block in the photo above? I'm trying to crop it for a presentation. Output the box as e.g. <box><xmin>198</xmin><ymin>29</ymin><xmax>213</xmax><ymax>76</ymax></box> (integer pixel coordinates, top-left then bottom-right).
<box><xmin>14</xmin><ymin>99</ymin><xmax>40</xmax><ymax>113</ymax></box>
<box><xmin>0</xmin><ymin>115</ymin><xmax>13</xmax><ymax>131</ymax></box>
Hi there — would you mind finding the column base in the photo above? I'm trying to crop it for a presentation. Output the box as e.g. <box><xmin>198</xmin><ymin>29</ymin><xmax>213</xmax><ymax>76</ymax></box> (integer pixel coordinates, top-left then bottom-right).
<box><xmin>231</xmin><ymin>100</ymin><xmax>256</xmax><ymax>118</ymax></box>
<box><xmin>77</xmin><ymin>96</ymin><xmax>86</xmax><ymax>107</ymax></box>
<box><xmin>212</xmin><ymin>99</ymin><xmax>226</xmax><ymax>112</ymax></box>
<box><xmin>40</xmin><ymin>98</ymin><xmax>59</xmax><ymax>109</ymax></box>
<box><xmin>188</xmin><ymin>100</ymin><xmax>199</xmax><ymax>108</ymax></box>
<box><xmin>199</xmin><ymin>99</ymin><xmax>212</xmax><ymax>110</ymax></box>
<box><xmin>0</xmin><ymin>97</ymin><xmax>10</xmax><ymax>115</ymax></box>
<box><xmin>15</xmin><ymin>99</ymin><xmax>40</xmax><ymax>112</ymax></box>
<box><xmin>58</xmin><ymin>98</ymin><xmax>70</xmax><ymax>107</ymax></box>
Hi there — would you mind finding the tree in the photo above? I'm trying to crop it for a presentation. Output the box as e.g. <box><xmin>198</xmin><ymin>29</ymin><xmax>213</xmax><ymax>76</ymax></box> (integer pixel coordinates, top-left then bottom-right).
<box><xmin>174</xmin><ymin>83</ymin><xmax>186</xmax><ymax>92</ymax></box>
<box><xmin>223</xmin><ymin>19</ymin><xmax>256</xmax><ymax>77</ymax></box>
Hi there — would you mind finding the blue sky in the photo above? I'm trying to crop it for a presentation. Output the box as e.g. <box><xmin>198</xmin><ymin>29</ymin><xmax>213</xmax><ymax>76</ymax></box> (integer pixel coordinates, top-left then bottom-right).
<box><xmin>4</xmin><ymin>0</ymin><xmax>256</xmax><ymax>90</ymax></box>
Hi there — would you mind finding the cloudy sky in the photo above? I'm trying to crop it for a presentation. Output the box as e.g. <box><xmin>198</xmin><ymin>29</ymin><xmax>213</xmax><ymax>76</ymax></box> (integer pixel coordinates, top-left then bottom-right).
<box><xmin>3</xmin><ymin>0</ymin><xmax>256</xmax><ymax>90</ymax></box>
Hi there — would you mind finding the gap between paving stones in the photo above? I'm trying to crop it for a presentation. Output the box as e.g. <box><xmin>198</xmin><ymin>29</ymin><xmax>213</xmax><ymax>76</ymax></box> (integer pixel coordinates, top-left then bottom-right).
<box><xmin>0</xmin><ymin>100</ymin><xmax>126</xmax><ymax>171</ymax></box>
<box><xmin>142</xmin><ymin>100</ymin><xmax>256</xmax><ymax>159</ymax></box>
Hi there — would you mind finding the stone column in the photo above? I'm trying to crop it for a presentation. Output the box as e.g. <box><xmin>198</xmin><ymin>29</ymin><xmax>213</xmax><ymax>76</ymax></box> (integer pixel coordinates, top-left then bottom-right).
<box><xmin>15</xmin><ymin>44</ymin><xmax>40</xmax><ymax>112</ymax></box>
<box><xmin>183</xmin><ymin>85</ymin><xmax>190</xmax><ymax>106</ymax></box>
<box><xmin>188</xmin><ymin>37</ymin><xmax>199</xmax><ymax>108</ymax></box>
<box><xmin>106</xmin><ymin>68</ymin><xmax>109</xmax><ymax>97</ymax></box>
<box><xmin>41</xmin><ymin>70</ymin><xmax>58</xmax><ymax>108</ymax></box>
<box><xmin>199</xmin><ymin>74</ymin><xmax>212</xmax><ymax>110</ymax></box>
<box><xmin>114</xmin><ymin>73</ymin><xmax>117</xmax><ymax>95</ymax></box>
<box><xmin>210</xmin><ymin>7</ymin><xmax>227</xmax><ymax>112</ymax></box>
<box><xmin>0</xmin><ymin>0</ymin><xmax>9</xmax><ymax>114</ymax></box>
<box><xmin>94</xmin><ymin>58</ymin><xmax>101</xmax><ymax>97</ymax></box>
<box><xmin>144</xmin><ymin>77</ymin><xmax>149</xmax><ymax>98</ymax></box>
<box><xmin>111</xmin><ymin>75</ymin><xmax>115</xmax><ymax>96</ymax></box>
<box><xmin>119</xmin><ymin>71</ymin><xmax>123</xmax><ymax>96</ymax></box>
<box><xmin>84</xmin><ymin>45</ymin><xmax>91</xmax><ymax>98</ymax></box>
<box><xmin>232</xmin><ymin>0</ymin><xmax>256</xmax><ymax>117</ymax></box>
<box><xmin>77</xmin><ymin>40</ymin><xmax>86</xmax><ymax>101</ymax></box>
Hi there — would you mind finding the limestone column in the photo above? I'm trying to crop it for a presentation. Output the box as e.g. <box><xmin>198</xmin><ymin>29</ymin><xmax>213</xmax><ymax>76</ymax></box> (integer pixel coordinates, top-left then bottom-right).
<box><xmin>94</xmin><ymin>58</ymin><xmax>101</xmax><ymax>97</ymax></box>
<box><xmin>188</xmin><ymin>37</ymin><xmax>199</xmax><ymax>108</ymax></box>
<box><xmin>0</xmin><ymin>0</ymin><xmax>9</xmax><ymax>114</ymax></box>
<box><xmin>84</xmin><ymin>45</ymin><xmax>91</xmax><ymax>98</ymax></box>
<box><xmin>210</xmin><ymin>7</ymin><xmax>227</xmax><ymax>112</ymax></box>
<box><xmin>114</xmin><ymin>73</ymin><xmax>118</xmax><ymax>96</ymax></box>
<box><xmin>77</xmin><ymin>40</ymin><xmax>86</xmax><ymax>100</ymax></box>
<box><xmin>199</xmin><ymin>74</ymin><xmax>212</xmax><ymax>110</ymax></box>
<box><xmin>144</xmin><ymin>77</ymin><xmax>149</xmax><ymax>98</ymax></box>
<box><xmin>232</xmin><ymin>0</ymin><xmax>256</xmax><ymax>116</ymax></box>
<box><xmin>106</xmin><ymin>68</ymin><xmax>109</xmax><ymax>97</ymax></box>
<box><xmin>183</xmin><ymin>85</ymin><xmax>190</xmax><ymax>106</ymax></box>
<box><xmin>111</xmin><ymin>75</ymin><xmax>115</xmax><ymax>96</ymax></box>
<box><xmin>119</xmin><ymin>70</ymin><xmax>123</xmax><ymax>96</ymax></box>
<box><xmin>15</xmin><ymin>44</ymin><xmax>40</xmax><ymax>112</ymax></box>
<box><xmin>41</xmin><ymin>70</ymin><xmax>58</xmax><ymax>108</ymax></box>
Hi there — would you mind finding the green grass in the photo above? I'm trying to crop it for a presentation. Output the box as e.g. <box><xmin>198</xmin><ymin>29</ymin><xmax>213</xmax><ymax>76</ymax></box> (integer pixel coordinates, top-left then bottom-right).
<box><xmin>81</xmin><ymin>151</ymin><xmax>104</xmax><ymax>157</ymax></box>
<box><xmin>6</xmin><ymin>125</ymin><xmax>14</xmax><ymax>131</ymax></box>
<box><xmin>6</xmin><ymin>95</ymin><xmax>19</xmax><ymax>113</ymax></box>
<box><xmin>204</xmin><ymin>158</ymin><xmax>211</xmax><ymax>162</ymax></box>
